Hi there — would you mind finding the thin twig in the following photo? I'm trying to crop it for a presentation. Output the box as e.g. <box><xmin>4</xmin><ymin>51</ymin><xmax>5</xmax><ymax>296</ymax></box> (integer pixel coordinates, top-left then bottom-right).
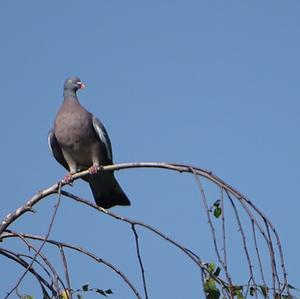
<box><xmin>225</xmin><ymin>189</ymin><xmax>282</xmax><ymax>295</ymax></box>
<box><xmin>264</xmin><ymin>220</ymin><xmax>279</xmax><ymax>296</ymax></box>
<box><xmin>59</xmin><ymin>190</ymin><xmax>229</xmax><ymax>292</ymax></box>
<box><xmin>4</xmin><ymin>183</ymin><xmax>63</xmax><ymax>298</ymax></box>
<box><xmin>226</xmin><ymin>191</ymin><xmax>257</xmax><ymax>298</ymax></box>
<box><xmin>0</xmin><ymin>247</ymin><xmax>54</xmax><ymax>297</ymax></box>
<box><xmin>131</xmin><ymin>224</ymin><xmax>148</xmax><ymax>299</ymax></box>
<box><xmin>11</xmin><ymin>230</ymin><xmax>63</xmax><ymax>293</ymax></box>
<box><xmin>220</xmin><ymin>187</ymin><xmax>232</xmax><ymax>287</ymax></box>
<box><xmin>4</xmin><ymin>231</ymin><xmax>142</xmax><ymax>299</ymax></box>
<box><xmin>251</xmin><ymin>220</ymin><xmax>267</xmax><ymax>294</ymax></box>
<box><xmin>59</xmin><ymin>246</ymin><xmax>72</xmax><ymax>299</ymax></box>
<box><xmin>190</xmin><ymin>167</ymin><xmax>232</xmax><ymax>297</ymax></box>
<box><xmin>0</xmin><ymin>161</ymin><xmax>291</xmax><ymax>297</ymax></box>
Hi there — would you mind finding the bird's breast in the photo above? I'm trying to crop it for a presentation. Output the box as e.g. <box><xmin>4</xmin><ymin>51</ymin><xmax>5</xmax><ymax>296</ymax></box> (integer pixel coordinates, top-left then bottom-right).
<box><xmin>54</xmin><ymin>111</ymin><xmax>103</xmax><ymax>170</ymax></box>
<box><xmin>55</xmin><ymin>112</ymin><xmax>93</xmax><ymax>147</ymax></box>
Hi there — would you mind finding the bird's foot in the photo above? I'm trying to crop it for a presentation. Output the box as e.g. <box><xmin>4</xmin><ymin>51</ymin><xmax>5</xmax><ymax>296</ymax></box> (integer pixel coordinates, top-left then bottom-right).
<box><xmin>62</xmin><ymin>173</ymin><xmax>74</xmax><ymax>185</ymax></box>
<box><xmin>89</xmin><ymin>165</ymin><xmax>100</xmax><ymax>174</ymax></box>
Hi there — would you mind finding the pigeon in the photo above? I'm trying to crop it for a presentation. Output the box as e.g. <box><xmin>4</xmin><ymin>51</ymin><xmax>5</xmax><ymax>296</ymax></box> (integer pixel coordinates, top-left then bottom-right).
<box><xmin>48</xmin><ymin>76</ymin><xmax>130</xmax><ymax>209</ymax></box>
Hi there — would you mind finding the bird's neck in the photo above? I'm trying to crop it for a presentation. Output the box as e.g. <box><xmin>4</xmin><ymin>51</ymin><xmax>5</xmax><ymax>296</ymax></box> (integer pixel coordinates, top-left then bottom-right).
<box><xmin>63</xmin><ymin>90</ymin><xmax>79</xmax><ymax>102</ymax></box>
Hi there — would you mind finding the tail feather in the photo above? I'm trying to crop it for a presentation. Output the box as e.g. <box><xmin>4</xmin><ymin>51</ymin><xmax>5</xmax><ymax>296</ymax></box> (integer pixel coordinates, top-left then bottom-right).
<box><xmin>88</xmin><ymin>172</ymin><xmax>130</xmax><ymax>209</ymax></box>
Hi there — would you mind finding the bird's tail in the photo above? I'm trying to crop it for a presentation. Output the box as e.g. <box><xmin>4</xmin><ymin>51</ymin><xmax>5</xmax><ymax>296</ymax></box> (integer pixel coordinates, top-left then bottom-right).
<box><xmin>88</xmin><ymin>172</ymin><xmax>130</xmax><ymax>209</ymax></box>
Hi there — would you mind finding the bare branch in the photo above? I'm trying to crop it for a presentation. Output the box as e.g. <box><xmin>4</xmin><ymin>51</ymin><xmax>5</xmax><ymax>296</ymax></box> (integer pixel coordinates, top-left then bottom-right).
<box><xmin>5</xmin><ymin>184</ymin><xmax>63</xmax><ymax>297</ymax></box>
<box><xmin>3</xmin><ymin>231</ymin><xmax>142</xmax><ymax>299</ymax></box>
<box><xmin>0</xmin><ymin>161</ymin><xmax>292</xmax><ymax>297</ymax></box>
<box><xmin>59</xmin><ymin>246</ymin><xmax>72</xmax><ymax>299</ymax></box>
<box><xmin>131</xmin><ymin>224</ymin><xmax>148</xmax><ymax>299</ymax></box>
<box><xmin>0</xmin><ymin>247</ymin><xmax>55</xmax><ymax>297</ymax></box>
<box><xmin>190</xmin><ymin>167</ymin><xmax>232</xmax><ymax>294</ymax></box>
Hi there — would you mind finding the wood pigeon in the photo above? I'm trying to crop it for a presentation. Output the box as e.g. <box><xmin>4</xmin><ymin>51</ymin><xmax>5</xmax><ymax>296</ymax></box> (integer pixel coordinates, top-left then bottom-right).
<box><xmin>48</xmin><ymin>76</ymin><xmax>130</xmax><ymax>209</ymax></box>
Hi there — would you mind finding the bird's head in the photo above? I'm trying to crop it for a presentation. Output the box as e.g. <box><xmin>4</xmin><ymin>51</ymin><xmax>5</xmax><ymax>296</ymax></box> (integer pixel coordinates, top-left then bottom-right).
<box><xmin>64</xmin><ymin>76</ymin><xmax>85</xmax><ymax>92</ymax></box>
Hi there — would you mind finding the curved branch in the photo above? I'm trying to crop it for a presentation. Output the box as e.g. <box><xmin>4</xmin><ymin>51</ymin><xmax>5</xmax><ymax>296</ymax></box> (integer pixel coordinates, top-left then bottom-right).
<box><xmin>131</xmin><ymin>224</ymin><xmax>148</xmax><ymax>299</ymax></box>
<box><xmin>60</xmin><ymin>190</ymin><xmax>230</xmax><ymax>295</ymax></box>
<box><xmin>7</xmin><ymin>231</ymin><xmax>68</xmax><ymax>295</ymax></box>
<box><xmin>0</xmin><ymin>162</ymin><xmax>217</xmax><ymax>236</ymax></box>
<box><xmin>0</xmin><ymin>247</ymin><xmax>56</xmax><ymax>297</ymax></box>
<box><xmin>6</xmin><ymin>188</ymin><xmax>62</xmax><ymax>297</ymax></box>
<box><xmin>3</xmin><ymin>231</ymin><xmax>142</xmax><ymax>299</ymax></box>
<box><xmin>0</xmin><ymin>161</ymin><xmax>291</xmax><ymax>296</ymax></box>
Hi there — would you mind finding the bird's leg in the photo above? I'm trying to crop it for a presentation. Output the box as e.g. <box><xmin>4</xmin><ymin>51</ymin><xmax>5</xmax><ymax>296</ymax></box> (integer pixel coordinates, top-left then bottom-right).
<box><xmin>62</xmin><ymin>173</ymin><xmax>74</xmax><ymax>185</ymax></box>
<box><xmin>88</xmin><ymin>165</ymin><xmax>101</xmax><ymax>174</ymax></box>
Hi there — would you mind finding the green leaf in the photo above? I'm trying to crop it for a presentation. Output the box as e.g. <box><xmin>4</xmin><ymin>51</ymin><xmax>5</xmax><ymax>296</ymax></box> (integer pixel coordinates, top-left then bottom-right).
<box><xmin>213</xmin><ymin>207</ymin><xmax>222</xmax><ymax>218</ymax></box>
<box><xmin>59</xmin><ymin>290</ymin><xmax>71</xmax><ymax>299</ymax></box>
<box><xmin>204</xmin><ymin>279</ymin><xmax>221</xmax><ymax>299</ymax></box>
<box><xmin>231</xmin><ymin>285</ymin><xmax>244</xmax><ymax>298</ymax></box>
<box><xmin>208</xmin><ymin>263</ymin><xmax>216</xmax><ymax>272</ymax></box>
<box><xmin>259</xmin><ymin>285</ymin><xmax>268</xmax><ymax>297</ymax></box>
<box><xmin>236</xmin><ymin>293</ymin><xmax>245</xmax><ymax>299</ymax></box>
<box><xmin>204</xmin><ymin>279</ymin><xmax>216</xmax><ymax>291</ymax></box>
<box><xmin>235</xmin><ymin>291</ymin><xmax>245</xmax><ymax>299</ymax></box>
<box><xmin>82</xmin><ymin>284</ymin><xmax>89</xmax><ymax>291</ymax></box>
<box><xmin>22</xmin><ymin>296</ymin><xmax>34</xmax><ymax>299</ymax></box>
<box><xmin>233</xmin><ymin>285</ymin><xmax>243</xmax><ymax>291</ymax></box>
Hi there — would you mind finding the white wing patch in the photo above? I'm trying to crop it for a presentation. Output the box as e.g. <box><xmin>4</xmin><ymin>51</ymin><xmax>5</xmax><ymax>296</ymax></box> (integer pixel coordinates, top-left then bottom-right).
<box><xmin>48</xmin><ymin>130</ymin><xmax>54</xmax><ymax>154</ymax></box>
<box><xmin>92</xmin><ymin>116</ymin><xmax>113</xmax><ymax>162</ymax></box>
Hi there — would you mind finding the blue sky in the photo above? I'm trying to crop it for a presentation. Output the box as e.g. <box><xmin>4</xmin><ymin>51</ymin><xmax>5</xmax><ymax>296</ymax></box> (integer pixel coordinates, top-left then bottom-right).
<box><xmin>1</xmin><ymin>1</ymin><xmax>300</xmax><ymax>298</ymax></box>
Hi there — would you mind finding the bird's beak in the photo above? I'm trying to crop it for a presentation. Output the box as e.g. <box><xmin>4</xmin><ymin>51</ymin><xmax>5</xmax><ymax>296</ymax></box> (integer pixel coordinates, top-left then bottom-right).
<box><xmin>78</xmin><ymin>82</ymin><xmax>86</xmax><ymax>89</ymax></box>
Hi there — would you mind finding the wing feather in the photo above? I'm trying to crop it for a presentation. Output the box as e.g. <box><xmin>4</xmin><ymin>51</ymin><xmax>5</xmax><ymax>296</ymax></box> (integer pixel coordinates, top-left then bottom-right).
<box><xmin>92</xmin><ymin>116</ymin><xmax>113</xmax><ymax>162</ymax></box>
<box><xmin>48</xmin><ymin>129</ymin><xmax>69</xmax><ymax>170</ymax></box>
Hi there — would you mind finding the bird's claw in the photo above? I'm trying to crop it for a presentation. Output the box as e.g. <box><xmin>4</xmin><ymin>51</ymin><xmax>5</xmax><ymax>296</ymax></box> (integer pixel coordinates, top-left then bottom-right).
<box><xmin>89</xmin><ymin>165</ymin><xmax>100</xmax><ymax>174</ymax></box>
<box><xmin>62</xmin><ymin>173</ymin><xmax>74</xmax><ymax>185</ymax></box>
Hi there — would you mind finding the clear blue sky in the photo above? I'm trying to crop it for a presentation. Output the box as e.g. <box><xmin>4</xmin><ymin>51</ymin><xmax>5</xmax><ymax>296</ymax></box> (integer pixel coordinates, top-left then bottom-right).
<box><xmin>1</xmin><ymin>1</ymin><xmax>300</xmax><ymax>298</ymax></box>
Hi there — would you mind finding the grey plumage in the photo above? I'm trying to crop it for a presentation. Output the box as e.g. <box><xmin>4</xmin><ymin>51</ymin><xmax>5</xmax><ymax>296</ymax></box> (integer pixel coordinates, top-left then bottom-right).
<box><xmin>48</xmin><ymin>76</ymin><xmax>130</xmax><ymax>209</ymax></box>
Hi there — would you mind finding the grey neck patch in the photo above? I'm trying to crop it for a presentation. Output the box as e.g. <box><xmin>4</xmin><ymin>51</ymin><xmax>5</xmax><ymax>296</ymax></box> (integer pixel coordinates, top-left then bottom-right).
<box><xmin>63</xmin><ymin>89</ymin><xmax>78</xmax><ymax>101</ymax></box>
